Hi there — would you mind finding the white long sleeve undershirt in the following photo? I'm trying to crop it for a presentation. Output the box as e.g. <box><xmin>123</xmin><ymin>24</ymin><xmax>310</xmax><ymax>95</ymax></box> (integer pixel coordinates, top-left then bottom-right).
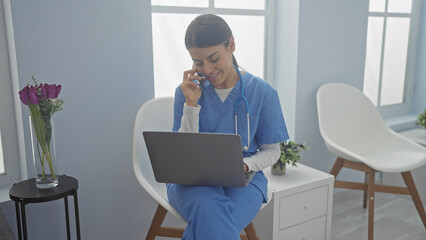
<box><xmin>178</xmin><ymin>103</ymin><xmax>280</xmax><ymax>172</ymax></box>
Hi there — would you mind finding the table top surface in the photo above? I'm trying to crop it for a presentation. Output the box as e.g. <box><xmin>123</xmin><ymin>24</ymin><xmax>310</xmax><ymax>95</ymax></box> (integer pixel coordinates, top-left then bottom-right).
<box><xmin>264</xmin><ymin>163</ymin><xmax>334</xmax><ymax>192</ymax></box>
<box><xmin>9</xmin><ymin>175</ymin><xmax>78</xmax><ymax>203</ymax></box>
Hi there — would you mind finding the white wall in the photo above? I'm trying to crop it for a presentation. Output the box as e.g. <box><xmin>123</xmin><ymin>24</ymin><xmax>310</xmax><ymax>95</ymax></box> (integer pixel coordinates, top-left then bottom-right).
<box><xmin>1</xmin><ymin>1</ymin><xmax>158</xmax><ymax>239</ymax></box>
<box><xmin>274</xmin><ymin>0</ymin><xmax>299</xmax><ymax>140</ymax></box>
<box><xmin>413</xmin><ymin>1</ymin><xmax>426</xmax><ymax>114</ymax></box>
<box><xmin>274</xmin><ymin>0</ymin><xmax>369</xmax><ymax>182</ymax></box>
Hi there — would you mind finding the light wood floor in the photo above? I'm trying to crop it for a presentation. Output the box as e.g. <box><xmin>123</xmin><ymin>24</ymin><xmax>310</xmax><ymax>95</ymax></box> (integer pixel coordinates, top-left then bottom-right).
<box><xmin>332</xmin><ymin>190</ymin><xmax>426</xmax><ymax>240</ymax></box>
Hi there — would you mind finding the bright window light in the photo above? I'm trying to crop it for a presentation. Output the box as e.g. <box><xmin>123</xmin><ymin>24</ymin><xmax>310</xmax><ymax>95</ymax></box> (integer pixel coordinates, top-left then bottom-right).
<box><xmin>363</xmin><ymin>17</ymin><xmax>384</xmax><ymax>105</ymax></box>
<box><xmin>381</xmin><ymin>17</ymin><xmax>410</xmax><ymax>105</ymax></box>
<box><xmin>369</xmin><ymin>0</ymin><xmax>386</xmax><ymax>12</ymax></box>
<box><xmin>388</xmin><ymin>0</ymin><xmax>412</xmax><ymax>14</ymax></box>
<box><xmin>151</xmin><ymin>2</ymin><xmax>269</xmax><ymax>98</ymax></box>
<box><xmin>214</xmin><ymin>0</ymin><xmax>265</xmax><ymax>10</ymax></box>
<box><xmin>363</xmin><ymin>0</ymin><xmax>419</xmax><ymax>114</ymax></box>
<box><xmin>151</xmin><ymin>0</ymin><xmax>208</xmax><ymax>8</ymax></box>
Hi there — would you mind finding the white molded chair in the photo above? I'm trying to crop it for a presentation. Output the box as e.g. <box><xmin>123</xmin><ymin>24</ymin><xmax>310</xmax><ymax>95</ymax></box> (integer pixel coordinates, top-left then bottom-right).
<box><xmin>317</xmin><ymin>83</ymin><xmax>426</xmax><ymax>240</ymax></box>
<box><xmin>133</xmin><ymin>97</ymin><xmax>269</xmax><ymax>240</ymax></box>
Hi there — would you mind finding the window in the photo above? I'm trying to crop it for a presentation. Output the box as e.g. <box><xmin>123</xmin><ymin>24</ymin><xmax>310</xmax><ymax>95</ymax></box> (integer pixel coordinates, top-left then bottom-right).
<box><xmin>0</xmin><ymin>0</ymin><xmax>22</xmax><ymax>190</ymax></box>
<box><xmin>363</xmin><ymin>0</ymin><xmax>422</xmax><ymax>116</ymax></box>
<box><xmin>151</xmin><ymin>0</ymin><xmax>275</xmax><ymax>97</ymax></box>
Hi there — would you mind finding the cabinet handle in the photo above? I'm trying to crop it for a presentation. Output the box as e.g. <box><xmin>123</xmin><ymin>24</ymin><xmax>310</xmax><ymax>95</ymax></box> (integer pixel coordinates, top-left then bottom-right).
<box><xmin>303</xmin><ymin>206</ymin><xmax>307</xmax><ymax>210</ymax></box>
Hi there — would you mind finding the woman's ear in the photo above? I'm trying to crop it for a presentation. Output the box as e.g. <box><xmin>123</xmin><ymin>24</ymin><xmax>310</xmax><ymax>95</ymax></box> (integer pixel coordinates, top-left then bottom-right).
<box><xmin>229</xmin><ymin>37</ymin><xmax>236</xmax><ymax>52</ymax></box>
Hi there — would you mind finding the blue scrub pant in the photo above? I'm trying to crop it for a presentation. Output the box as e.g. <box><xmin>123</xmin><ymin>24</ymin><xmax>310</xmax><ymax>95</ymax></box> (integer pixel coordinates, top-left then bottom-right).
<box><xmin>167</xmin><ymin>182</ymin><xmax>264</xmax><ymax>240</ymax></box>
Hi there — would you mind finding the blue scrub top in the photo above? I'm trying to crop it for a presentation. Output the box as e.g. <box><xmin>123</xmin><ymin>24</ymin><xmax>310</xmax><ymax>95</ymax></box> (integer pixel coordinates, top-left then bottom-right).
<box><xmin>173</xmin><ymin>71</ymin><xmax>289</xmax><ymax>201</ymax></box>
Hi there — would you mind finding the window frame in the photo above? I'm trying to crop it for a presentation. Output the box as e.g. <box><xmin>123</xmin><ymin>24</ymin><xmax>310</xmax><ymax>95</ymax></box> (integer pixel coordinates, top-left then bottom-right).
<box><xmin>150</xmin><ymin>0</ymin><xmax>276</xmax><ymax>96</ymax></box>
<box><xmin>0</xmin><ymin>0</ymin><xmax>27</xmax><ymax>200</ymax></box>
<box><xmin>364</xmin><ymin>0</ymin><xmax>423</xmax><ymax>118</ymax></box>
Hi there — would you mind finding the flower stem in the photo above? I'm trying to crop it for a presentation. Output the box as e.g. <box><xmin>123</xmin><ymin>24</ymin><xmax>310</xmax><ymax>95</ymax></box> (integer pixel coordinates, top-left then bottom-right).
<box><xmin>30</xmin><ymin>109</ymin><xmax>56</xmax><ymax>180</ymax></box>
<box><xmin>39</xmin><ymin>139</ymin><xmax>56</xmax><ymax>180</ymax></box>
<box><xmin>45</xmin><ymin>146</ymin><xmax>56</xmax><ymax>179</ymax></box>
<box><xmin>37</xmin><ymin>142</ymin><xmax>46</xmax><ymax>177</ymax></box>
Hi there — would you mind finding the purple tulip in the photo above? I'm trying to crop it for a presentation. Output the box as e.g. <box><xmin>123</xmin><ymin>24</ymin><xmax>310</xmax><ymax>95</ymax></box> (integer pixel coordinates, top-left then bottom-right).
<box><xmin>38</xmin><ymin>84</ymin><xmax>47</xmax><ymax>99</ymax></box>
<box><xmin>28</xmin><ymin>86</ymin><xmax>40</xmax><ymax>104</ymax></box>
<box><xmin>44</xmin><ymin>84</ymin><xmax>61</xmax><ymax>99</ymax></box>
<box><xmin>19</xmin><ymin>82</ymin><xmax>62</xmax><ymax>107</ymax></box>
<box><xmin>19</xmin><ymin>86</ymin><xmax>30</xmax><ymax>105</ymax></box>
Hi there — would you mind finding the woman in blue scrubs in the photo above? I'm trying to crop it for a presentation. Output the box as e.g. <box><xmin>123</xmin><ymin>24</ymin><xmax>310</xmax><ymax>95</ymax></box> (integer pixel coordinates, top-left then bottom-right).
<box><xmin>168</xmin><ymin>14</ymin><xmax>289</xmax><ymax>239</ymax></box>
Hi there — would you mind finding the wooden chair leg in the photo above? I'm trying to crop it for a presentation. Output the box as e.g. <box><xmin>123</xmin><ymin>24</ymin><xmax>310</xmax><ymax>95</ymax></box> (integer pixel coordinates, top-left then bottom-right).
<box><xmin>146</xmin><ymin>204</ymin><xmax>168</xmax><ymax>240</ymax></box>
<box><xmin>367</xmin><ymin>169</ymin><xmax>375</xmax><ymax>240</ymax></box>
<box><xmin>401</xmin><ymin>171</ymin><xmax>426</xmax><ymax>228</ymax></box>
<box><xmin>240</xmin><ymin>234</ymin><xmax>248</xmax><ymax>240</ymax></box>
<box><xmin>330</xmin><ymin>159</ymin><xmax>425</xmax><ymax>239</ymax></box>
<box><xmin>330</xmin><ymin>158</ymin><xmax>344</xmax><ymax>176</ymax></box>
<box><xmin>146</xmin><ymin>204</ymin><xmax>184</xmax><ymax>239</ymax></box>
<box><xmin>243</xmin><ymin>222</ymin><xmax>259</xmax><ymax>240</ymax></box>
<box><xmin>363</xmin><ymin>172</ymin><xmax>369</xmax><ymax>208</ymax></box>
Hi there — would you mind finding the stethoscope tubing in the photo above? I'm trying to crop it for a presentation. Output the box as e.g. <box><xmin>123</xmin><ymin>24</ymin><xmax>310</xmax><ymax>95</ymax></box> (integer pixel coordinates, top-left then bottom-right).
<box><xmin>233</xmin><ymin>65</ymin><xmax>250</xmax><ymax>151</ymax></box>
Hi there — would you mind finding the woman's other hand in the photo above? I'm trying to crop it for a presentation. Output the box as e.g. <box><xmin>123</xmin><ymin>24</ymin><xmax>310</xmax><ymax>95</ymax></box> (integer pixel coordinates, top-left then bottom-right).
<box><xmin>244</xmin><ymin>163</ymin><xmax>248</xmax><ymax>172</ymax></box>
<box><xmin>182</xmin><ymin>68</ymin><xmax>203</xmax><ymax>107</ymax></box>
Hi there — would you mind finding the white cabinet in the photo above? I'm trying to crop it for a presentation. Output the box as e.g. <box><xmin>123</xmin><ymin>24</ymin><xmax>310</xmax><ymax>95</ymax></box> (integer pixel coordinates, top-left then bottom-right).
<box><xmin>278</xmin><ymin>216</ymin><xmax>326</xmax><ymax>240</ymax></box>
<box><xmin>254</xmin><ymin>164</ymin><xmax>334</xmax><ymax>240</ymax></box>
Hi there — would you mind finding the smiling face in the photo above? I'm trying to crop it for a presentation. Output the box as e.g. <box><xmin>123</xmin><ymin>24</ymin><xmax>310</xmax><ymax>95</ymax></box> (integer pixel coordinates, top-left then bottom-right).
<box><xmin>189</xmin><ymin>38</ymin><xmax>239</xmax><ymax>89</ymax></box>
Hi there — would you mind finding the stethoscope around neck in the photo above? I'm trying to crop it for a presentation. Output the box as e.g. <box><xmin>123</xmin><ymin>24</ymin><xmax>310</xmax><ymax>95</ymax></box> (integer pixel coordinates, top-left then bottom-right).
<box><xmin>233</xmin><ymin>65</ymin><xmax>250</xmax><ymax>152</ymax></box>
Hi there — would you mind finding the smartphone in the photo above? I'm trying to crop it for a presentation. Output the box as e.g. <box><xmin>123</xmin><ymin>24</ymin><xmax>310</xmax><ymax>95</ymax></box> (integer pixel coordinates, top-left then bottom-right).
<box><xmin>194</xmin><ymin>72</ymin><xmax>205</xmax><ymax>90</ymax></box>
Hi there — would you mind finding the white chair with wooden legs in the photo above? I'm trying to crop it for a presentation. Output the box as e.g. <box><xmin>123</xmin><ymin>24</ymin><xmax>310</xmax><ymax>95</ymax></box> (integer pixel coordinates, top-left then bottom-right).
<box><xmin>316</xmin><ymin>83</ymin><xmax>426</xmax><ymax>240</ymax></box>
<box><xmin>133</xmin><ymin>97</ymin><xmax>269</xmax><ymax>240</ymax></box>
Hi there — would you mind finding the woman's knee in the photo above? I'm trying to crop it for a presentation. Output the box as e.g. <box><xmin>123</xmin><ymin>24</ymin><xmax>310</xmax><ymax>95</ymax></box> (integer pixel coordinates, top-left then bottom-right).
<box><xmin>185</xmin><ymin>186</ymin><xmax>232</xmax><ymax>210</ymax></box>
<box><xmin>169</xmin><ymin>185</ymin><xmax>222</xmax><ymax>201</ymax></box>
<box><xmin>169</xmin><ymin>185</ymin><xmax>234</xmax><ymax>217</ymax></box>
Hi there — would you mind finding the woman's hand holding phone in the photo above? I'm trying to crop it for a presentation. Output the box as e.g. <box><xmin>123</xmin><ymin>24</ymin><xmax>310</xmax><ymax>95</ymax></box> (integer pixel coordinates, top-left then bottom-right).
<box><xmin>182</xmin><ymin>68</ymin><xmax>204</xmax><ymax>107</ymax></box>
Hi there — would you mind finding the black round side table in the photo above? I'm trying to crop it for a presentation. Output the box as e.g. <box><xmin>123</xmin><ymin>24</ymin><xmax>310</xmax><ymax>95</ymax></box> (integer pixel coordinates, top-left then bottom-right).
<box><xmin>9</xmin><ymin>175</ymin><xmax>81</xmax><ymax>240</ymax></box>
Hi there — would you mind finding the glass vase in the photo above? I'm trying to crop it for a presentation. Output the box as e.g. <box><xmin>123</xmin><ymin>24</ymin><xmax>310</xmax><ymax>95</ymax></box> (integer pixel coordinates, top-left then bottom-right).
<box><xmin>29</xmin><ymin>115</ymin><xmax>58</xmax><ymax>189</ymax></box>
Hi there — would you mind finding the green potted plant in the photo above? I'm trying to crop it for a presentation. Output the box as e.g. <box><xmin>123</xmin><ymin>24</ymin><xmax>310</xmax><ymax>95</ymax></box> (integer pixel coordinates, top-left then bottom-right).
<box><xmin>271</xmin><ymin>141</ymin><xmax>308</xmax><ymax>176</ymax></box>
<box><xmin>415</xmin><ymin>109</ymin><xmax>426</xmax><ymax>129</ymax></box>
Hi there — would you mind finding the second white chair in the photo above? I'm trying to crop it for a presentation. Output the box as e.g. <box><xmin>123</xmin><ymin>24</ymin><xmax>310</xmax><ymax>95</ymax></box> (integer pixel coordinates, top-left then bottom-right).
<box><xmin>316</xmin><ymin>83</ymin><xmax>426</xmax><ymax>240</ymax></box>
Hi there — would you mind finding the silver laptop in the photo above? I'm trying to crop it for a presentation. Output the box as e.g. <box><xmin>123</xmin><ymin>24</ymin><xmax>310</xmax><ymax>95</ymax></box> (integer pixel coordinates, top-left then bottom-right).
<box><xmin>143</xmin><ymin>131</ymin><xmax>255</xmax><ymax>187</ymax></box>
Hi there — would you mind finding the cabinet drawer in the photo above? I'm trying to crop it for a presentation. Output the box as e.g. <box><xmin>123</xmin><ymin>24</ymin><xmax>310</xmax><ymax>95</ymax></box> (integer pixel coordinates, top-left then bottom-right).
<box><xmin>278</xmin><ymin>216</ymin><xmax>326</xmax><ymax>240</ymax></box>
<box><xmin>279</xmin><ymin>185</ymin><xmax>328</xmax><ymax>229</ymax></box>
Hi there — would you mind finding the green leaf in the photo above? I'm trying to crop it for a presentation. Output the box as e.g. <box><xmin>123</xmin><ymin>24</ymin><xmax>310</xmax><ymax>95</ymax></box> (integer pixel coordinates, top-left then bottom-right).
<box><xmin>276</xmin><ymin>140</ymin><xmax>309</xmax><ymax>167</ymax></box>
<box><xmin>416</xmin><ymin>109</ymin><xmax>426</xmax><ymax>128</ymax></box>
